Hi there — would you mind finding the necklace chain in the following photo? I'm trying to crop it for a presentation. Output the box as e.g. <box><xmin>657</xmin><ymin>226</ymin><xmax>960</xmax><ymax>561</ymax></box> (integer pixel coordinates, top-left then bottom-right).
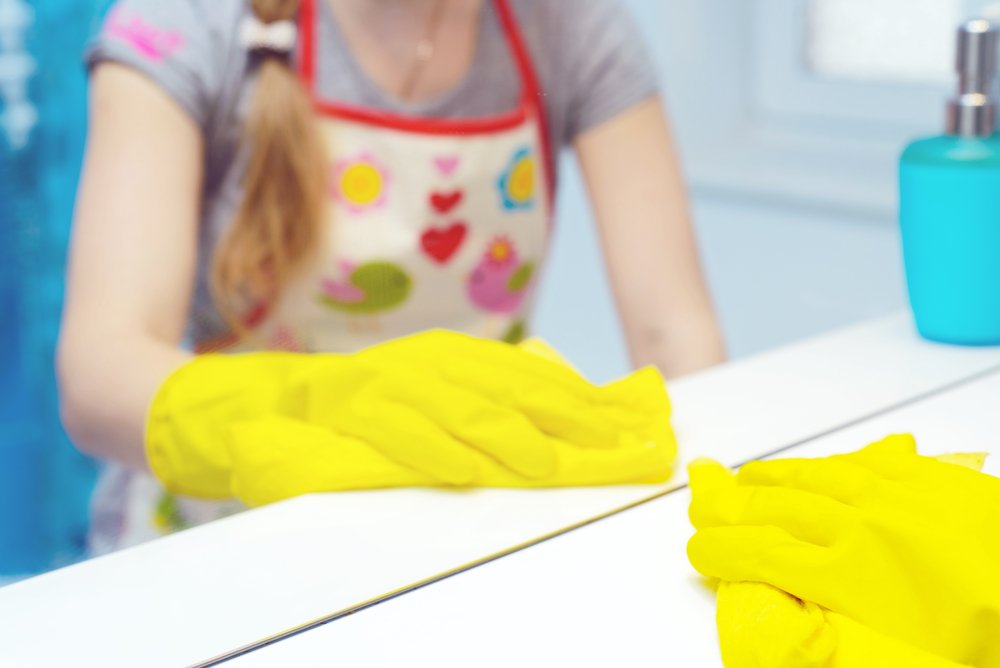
<box><xmin>397</xmin><ymin>0</ymin><xmax>448</xmax><ymax>101</ymax></box>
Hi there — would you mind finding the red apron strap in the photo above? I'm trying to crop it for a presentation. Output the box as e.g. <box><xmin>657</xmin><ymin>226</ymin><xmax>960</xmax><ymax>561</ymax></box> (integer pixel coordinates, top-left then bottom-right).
<box><xmin>298</xmin><ymin>0</ymin><xmax>318</xmax><ymax>88</ymax></box>
<box><xmin>492</xmin><ymin>0</ymin><xmax>556</xmax><ymax>204</ymax></box>
<box><xmin>296</xmin><ymin>0</ymin><xmax>554</xmax><ymax>201</ymax></box>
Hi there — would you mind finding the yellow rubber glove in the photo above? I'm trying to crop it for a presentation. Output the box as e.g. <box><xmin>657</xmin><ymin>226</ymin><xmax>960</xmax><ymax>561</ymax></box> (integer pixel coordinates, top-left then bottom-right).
<box><xmin>714</xmin><ymin>581</ymin><xmax>972</xmax><ymax>668</ymax></box>
<box><xmin>688</xmin><ymin>436</ymin><xmax>1000</xmax><ymax>667</ymax></box>
<box><xmin>690</xmin><ymin>447</ymin><xmax>982</xmax><ymax>667</ymax></box>
<box><xmin>147</xmin><ymin>330</ymin><xmax>676</xmax><ymax>505</ymax></box>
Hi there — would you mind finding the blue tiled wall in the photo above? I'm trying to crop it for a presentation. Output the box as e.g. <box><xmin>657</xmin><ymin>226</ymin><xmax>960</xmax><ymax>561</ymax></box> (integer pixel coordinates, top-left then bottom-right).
<box><xmin>0</xmin><ymin>0</ymin><xmax>106</xmax><ymax>576</ymax></box>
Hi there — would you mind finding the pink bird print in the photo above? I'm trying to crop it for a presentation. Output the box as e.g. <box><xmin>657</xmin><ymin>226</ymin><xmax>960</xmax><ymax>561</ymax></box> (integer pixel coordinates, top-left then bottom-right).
<box><xmin>321</xmin><ymin>260</ymin><xmax>367</xmax><ymax>304</ymax></box>
<box><xmin>319</xmin><ymin>259</ymin><xmax>412</xmax><ymax>315</ymax></box>
<box><xmin>467</xmin><ymin>237</ymin><xmax>535</xmax><ymax>315</ymax></box>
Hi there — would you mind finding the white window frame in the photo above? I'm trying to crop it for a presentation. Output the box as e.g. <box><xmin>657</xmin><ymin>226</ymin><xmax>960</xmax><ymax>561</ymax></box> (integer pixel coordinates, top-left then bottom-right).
<box><xmin>754</xmin><ymin>0</ymin><xmax>965</xmax><ymax>127</ymax></box>
<box><xmin>648</xmin><ymin>0</ymin><xmax>997</xmax><ymax>218</ymax></box>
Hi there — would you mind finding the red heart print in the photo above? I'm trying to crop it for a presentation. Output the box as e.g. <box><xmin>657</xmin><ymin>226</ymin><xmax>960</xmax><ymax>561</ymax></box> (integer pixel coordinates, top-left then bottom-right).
<box><xmin>421</xmin><ymin>223</ymin><xmax>468</xmax><ymax>264</ymax></box>
<box><xmin>430</xmin><ymin>190</ymin><xmax>464</xmax><ymax>214</ymax></box>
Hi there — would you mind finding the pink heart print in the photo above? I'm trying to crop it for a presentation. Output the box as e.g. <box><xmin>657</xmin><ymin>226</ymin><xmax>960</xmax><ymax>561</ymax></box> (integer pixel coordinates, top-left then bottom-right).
<box><xmin>434</xmin><ymin>156</ymin><xmax>461</xmax><ymax>177</ymax></box>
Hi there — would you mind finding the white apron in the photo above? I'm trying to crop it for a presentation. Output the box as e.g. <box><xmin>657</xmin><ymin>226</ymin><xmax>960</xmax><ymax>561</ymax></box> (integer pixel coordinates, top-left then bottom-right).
<box><xmin>92</xmin><ymin>0</ymin><xmax>557</xmax><ymax>550</ymax></box>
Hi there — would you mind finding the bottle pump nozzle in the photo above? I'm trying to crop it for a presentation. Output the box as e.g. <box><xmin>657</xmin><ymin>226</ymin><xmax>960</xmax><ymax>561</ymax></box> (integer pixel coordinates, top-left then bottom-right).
<box><xmin>947</xmin><ymin>19</ymin><xmax>999</xmax><ymax>137</ymax></box>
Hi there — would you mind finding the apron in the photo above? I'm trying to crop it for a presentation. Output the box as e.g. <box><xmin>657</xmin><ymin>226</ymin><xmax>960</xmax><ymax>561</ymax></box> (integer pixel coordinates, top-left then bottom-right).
<box><xmin>204</xmin><ymin>0</ymin><xmax>555</xmax><ymax>355</ymax></box>
<box><xmin>97</xmin><ymin>0</ymin><xmax>557</xmax><ymax>549</ymax></box>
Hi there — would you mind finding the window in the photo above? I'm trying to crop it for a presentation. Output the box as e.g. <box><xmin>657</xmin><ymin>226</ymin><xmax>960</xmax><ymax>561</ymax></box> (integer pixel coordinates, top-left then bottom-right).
<box><xmin>654</xmin><ymin>0</ymin><xmax>1000</xmax><ymax>217</ymax></box>
<box><xmin>808</xmin><ymin>0</ymin><xmax>962</xmax><ymax>85</ymax></box>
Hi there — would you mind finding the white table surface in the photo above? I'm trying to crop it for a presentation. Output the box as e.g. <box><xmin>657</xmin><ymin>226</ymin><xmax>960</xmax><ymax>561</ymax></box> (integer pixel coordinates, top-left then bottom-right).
<box><xmin>232</xmin><ymin>356</ymin><xmax>1000</xmax><ymax>667</ymax></box>
<box><xmin>1</xmin><ymin>314</ymin><xmax>999</xmax><ymax>667</ymax></box>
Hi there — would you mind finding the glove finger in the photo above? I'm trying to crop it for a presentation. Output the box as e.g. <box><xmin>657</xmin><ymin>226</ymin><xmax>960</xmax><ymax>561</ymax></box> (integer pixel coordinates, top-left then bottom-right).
<box><xmin>516</xmin><ymin>383</ymin><xmax>624</xmax><ymax>448</ymax></box>
<box><xmin>227</xmin><ymin>417</ymin><xmax>432</xmax><ymax>506</ymax></box>
<box><xmin>377</xmin><ymin>376</ymin><xmax>558</xmax><ymax>479</ymax></box>
<box><xmin>472</xmin><ymin>435</ymin><xmax>675</xmax><ymax>487</ymax></box>
<box><xmin>689</xmin><ymin>483</ymin><xmax>855</xmax><ymax>545</ymax></box>
<box><xmin>827</xmin><ymin>612</ymin><xmax>973</xmax><ymax>668</ymax></box>
<box><xmin>444</xmin><ymin>333</ymin><xmax>598</xmax><ymax>395</ymax></box>
<box><xmin>429</xmin><ymin>336</ymin><xmax>671</xmax><ymax>447</ymax></box>
<box><xmin>594</xmin><ymin>369</ymin><xmax>674</xmax><ymax>447</ymax></box>
<box><xmin>544</xmin><ymin>436</ymin><xmax>675</xmax><ymax>485</ymax></box>
<box><xmin>843</xmin><ymin>434</ymin><xmax>954</xmax><ymax>484</ymax></box>
<box><xmin>517</xmin><ymin>337</ymin><xmax>577</xmax><ymax>370</ymax></box>
<box><xmin>367</xmin><ymin>331</ymin><xmax>670</xmax><ymax>450</ymax></box>
<box><xmin>857</xmin><ymin>433</ymin><xmax>918</xmax><ymax>456</ymax></box>
<box><xmin>514</xmin><ymin>369</ymin><xmax>672</xmax><ymax>450</ymax></box>
<box><xmin>737</xmin><ymin>457</ymin><xmax>881</xmax><ymax>507</ymax></box>
<box><xmin>823</xmin><ymin>436</ymin><xmax>989</xmax><ymax>484</ymax></box>
<box><xmin>515</xmin><ymin>338</ymin><xmax>678</xmax><ymax>458</ymax></box>
<box><xmin>688</xmin><ymin>458</ymin><xmax>736</xmax><ymax>533</ymax></box>
<box><xmin>368</xmin><ymin>330</ymin><xmax>604</xmax><ymax>402</ymax></box>
<box><xmin>342</xmin><ymin>397</ymin><xmax>482</xmax><ymax>486</ymax></box>
<box><xmin>600</xmin><ymin>367</ymin><xmax>672</xmax><ymax>420</ymax></box>
<box><xmin>852</xmin><ymin>450</ymin><xmax>994</xmax><ymax>487</ymax></box>
<box><xmin>689</xmin><ymin>458</ymin><xmax>735</xmax><ymax>489</ymax></box>
<box><xmin>687</xmin><ymin>525</ymin><xmax>830</xmax><ymax>602</ymax></box>
<box><xmin>439</xmin><ymin>358</ymin><xmax>622</xmax><ymax>449</ymax></box>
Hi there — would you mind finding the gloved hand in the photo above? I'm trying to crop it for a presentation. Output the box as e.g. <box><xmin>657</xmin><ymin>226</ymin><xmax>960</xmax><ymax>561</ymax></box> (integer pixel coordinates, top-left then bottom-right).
<box><xmin>147</xmin><ymin>330</ymin><xmax>676</xmax><ymax>505</ymax></box>
<box><xmin>688</xmin><ymin>435</ymin><xmax>1000</xmax><ymax>667</ymax></box>
<box><xmin>713</xmin><ymin>580</ymin><xmax>972</xmax><ymax>668</ymax></box>
<box><xmin>690</xmin><ymin>444</ymin><xmax>985</xmax><ymax>667</ymax></box>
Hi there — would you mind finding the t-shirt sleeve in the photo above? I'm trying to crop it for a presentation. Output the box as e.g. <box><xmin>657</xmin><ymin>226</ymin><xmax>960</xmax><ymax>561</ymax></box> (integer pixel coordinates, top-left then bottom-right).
<box><xmin>84</xmin><ymin>0</ymin><xmax>227</xmax><ymax>128</ymax></box>
<box><xmin>560</xmin><ymin>0</ymin><xmax>660</xmax><ymax>142</ymax></box>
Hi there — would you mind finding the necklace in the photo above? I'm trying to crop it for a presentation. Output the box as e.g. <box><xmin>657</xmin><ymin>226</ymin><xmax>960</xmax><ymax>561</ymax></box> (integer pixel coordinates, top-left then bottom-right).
<box><xmin>396</xmin><ymin>0</ymin><xmax>448</xmax><ymax>101</ymax></box>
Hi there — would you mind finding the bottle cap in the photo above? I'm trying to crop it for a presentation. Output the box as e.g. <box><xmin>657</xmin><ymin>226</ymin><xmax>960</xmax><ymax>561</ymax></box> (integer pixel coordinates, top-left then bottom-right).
<box><xmin>947</xmin><ymin>19</ymin><xmax>999</xmax><ymax>137</ymax></box>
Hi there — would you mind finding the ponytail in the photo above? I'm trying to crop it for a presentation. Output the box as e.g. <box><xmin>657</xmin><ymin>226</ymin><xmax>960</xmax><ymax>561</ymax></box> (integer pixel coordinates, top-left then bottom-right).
<box><xmin>211</xmin><ymin>0</ymin><xmax>327</xmax><ymax>338</ymax></box>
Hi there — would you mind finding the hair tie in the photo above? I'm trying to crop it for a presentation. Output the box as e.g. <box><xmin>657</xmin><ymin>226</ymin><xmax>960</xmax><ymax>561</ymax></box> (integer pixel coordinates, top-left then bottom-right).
<box><xmin>240</xmin><ymin>15</ymin><xmax>297</xmax><ymax>55</ymax></box>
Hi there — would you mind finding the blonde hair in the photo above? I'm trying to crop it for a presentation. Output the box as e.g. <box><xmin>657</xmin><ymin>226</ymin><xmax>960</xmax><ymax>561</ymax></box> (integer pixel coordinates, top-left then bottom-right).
<box><xmin>210</xmin><ymin>0</ymin><xmax>327</xmax><ymax>336</ymax></box>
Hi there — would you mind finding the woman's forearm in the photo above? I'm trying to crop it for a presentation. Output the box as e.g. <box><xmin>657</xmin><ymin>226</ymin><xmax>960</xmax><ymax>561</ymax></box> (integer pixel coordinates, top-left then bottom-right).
<box><xmin>59</xmin><ymin>64</ymin><xmax>204</xmax><ymax>470</ymax></box>
<box><xmin>58</xmin><ymin>336</ymin><xmax>191</xmax><ymax>470</ymax></box>
<box><xmin>575</xmin><ymin>97</ymin><xmax>726</xmax><ymax>379</ymax></box>
<box><xmin>624</xmin><ymin>306</ymin><xmax>726</xmax><ymax>378</ymax></box>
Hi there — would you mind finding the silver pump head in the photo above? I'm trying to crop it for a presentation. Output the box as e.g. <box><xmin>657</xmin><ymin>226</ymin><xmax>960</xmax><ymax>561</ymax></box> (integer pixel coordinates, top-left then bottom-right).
<box><xmin>947</xmin><ymin>18</ymin><xmax>999</xmax><ymax>137</ymax></box>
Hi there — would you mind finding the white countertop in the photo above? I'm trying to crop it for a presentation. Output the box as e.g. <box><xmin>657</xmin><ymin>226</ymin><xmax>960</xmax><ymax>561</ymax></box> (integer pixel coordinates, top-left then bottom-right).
<box><xmin>232</xmin><ymin>352</ymin><xmax>1000</xmax><ymax>667</ymax></box>
<box><xmin>2</xmin><ymin>314</ymin><xmax>999</xmax><ymax>667</ymax></box>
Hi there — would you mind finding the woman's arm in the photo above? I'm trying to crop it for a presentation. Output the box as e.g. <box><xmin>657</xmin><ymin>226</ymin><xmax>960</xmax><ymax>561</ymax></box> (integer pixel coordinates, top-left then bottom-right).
<box><xmin>57</xmin><ymin>63</ymin><xmax>201</xmax><ymax>469</ymax></box>
<box><xmin>575</xmin><ymin>96</ymin><xmax>726</xmax><ymax>378</ymax></box>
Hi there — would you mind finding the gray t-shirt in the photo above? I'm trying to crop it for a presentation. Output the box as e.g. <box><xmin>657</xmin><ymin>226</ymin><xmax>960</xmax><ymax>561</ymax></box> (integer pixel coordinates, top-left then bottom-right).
<box><xmin>86</xmin><ymin>0</ymin><xmax>658</xmax><ymax>344</ymax></box>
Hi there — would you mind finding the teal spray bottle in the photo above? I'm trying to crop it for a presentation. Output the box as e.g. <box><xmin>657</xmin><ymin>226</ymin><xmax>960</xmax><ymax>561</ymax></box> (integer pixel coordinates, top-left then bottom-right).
<box><xmin>900</xmin><ymin>19</ymin><xmax>1000</xmax><ymax>345</ymax></box>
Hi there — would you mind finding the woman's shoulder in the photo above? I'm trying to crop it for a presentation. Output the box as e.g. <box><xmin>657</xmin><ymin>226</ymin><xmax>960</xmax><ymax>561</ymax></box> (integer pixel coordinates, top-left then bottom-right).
<box><xmin>97</xmin><ymin>0</ymin><xmax>247</xmax><ymax>44</ymax></box>
<box><xmin>504</xmin><ymin>0</ymin><xmax>658</xmax><ymax>143</ymax></box>
<box><xmin>88</xmin><ymin>0</ymin><xmax>251</xmax><ymax>130</ymax></box>
<box><xmin>507</xmin><ymin>0</ymin><xmax>624</xmax><ymax>37</ymax></box>
<box><xmin>103</xmin><ymin>0</ymin><xmax>246</xmax><ymax>23</ymax></box>
<box><xmin>506</xmin><ymin>0</ymin><xmax>645</xmax><ymax>70</ymax></box>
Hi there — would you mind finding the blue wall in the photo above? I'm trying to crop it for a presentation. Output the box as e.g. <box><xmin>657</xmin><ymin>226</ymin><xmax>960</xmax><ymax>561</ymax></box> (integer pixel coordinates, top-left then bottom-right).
<box><xmin>535</xmin><ymin>0</ymin><xmax>906</xmax><ymax>382</ymax></box>
<box><xmin>0</xmin><ymin>152</ymin><xmax>47</xmax><ymax>575</ymax></box>
<box><xmin>0</xmin><ymin>0</ymin><xmax>102</xmax><ymax>576</ymax></box>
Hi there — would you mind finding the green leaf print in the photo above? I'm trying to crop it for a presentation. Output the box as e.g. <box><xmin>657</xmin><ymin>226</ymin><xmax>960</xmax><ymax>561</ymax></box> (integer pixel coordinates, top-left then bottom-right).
<box><xmin>507</xmin><ymin>262</ymin><xmax>535</xmax><ymax>293</ymax></box>
<box><xmin>501</xmin><ymin>320</ymin><xmax>527</xmax><ymax>345</ymax></box>
<box><xmin>318</xmin><ymin>261</ymin><xmax>413</xmax><ymax>315</ymax></box>
<box><xmin>154</xmin><ymin>491</ymin><xmax>190</xmax><ymax>533</ymax></box>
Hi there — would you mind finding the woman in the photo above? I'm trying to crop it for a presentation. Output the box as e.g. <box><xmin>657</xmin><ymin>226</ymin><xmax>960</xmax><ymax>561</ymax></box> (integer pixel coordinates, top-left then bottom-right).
<box><xmin>58</xmin><ymin>0</ymin><xmax>724</xmax><ymax>551</ymax></box>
